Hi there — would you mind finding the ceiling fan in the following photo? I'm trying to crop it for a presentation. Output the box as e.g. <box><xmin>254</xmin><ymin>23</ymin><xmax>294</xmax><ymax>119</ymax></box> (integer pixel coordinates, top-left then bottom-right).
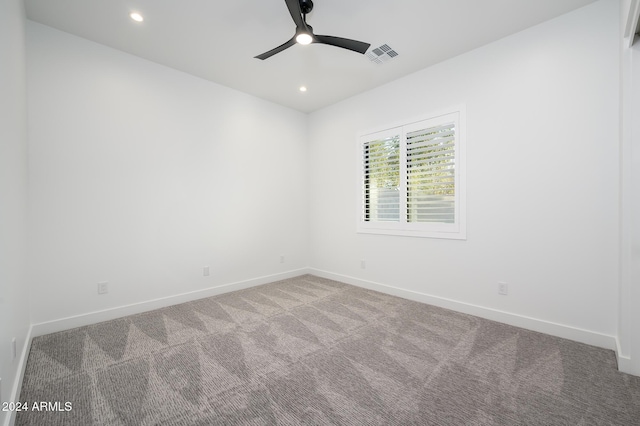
<box><xmin>255</xmin><ymin>0</ymin><xmax>371</xmax><ymax>60</ymax></box>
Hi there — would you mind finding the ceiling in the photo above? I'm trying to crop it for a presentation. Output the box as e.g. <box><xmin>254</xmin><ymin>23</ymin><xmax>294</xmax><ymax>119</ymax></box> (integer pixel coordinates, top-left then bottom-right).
<box><xmin>24</xmin><ymin>0</ymin><xmax>598</xmax><ymax>113</ymax></box>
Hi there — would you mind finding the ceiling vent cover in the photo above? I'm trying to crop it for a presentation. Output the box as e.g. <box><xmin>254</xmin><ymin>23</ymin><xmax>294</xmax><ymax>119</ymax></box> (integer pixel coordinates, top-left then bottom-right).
<box><xmin>366</xmin><ymin>44</ymin><xmax>398</xmax><ymax>64</ymax></box>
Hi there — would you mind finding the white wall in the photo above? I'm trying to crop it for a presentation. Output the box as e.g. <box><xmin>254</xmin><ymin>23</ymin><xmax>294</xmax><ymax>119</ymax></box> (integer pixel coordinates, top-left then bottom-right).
<box><xmin>631</xmin><ymin>39</ymin><xmax>640</xmax><ymax>375</ymax></box>
<box><xmin>308</xmin><ymin>0</ymin><xmax>621</xmax><ymax>346</ymax></box>
<box><xmin>620</xmin><ymin>29</ymin><xmax>640</xmax><ymax>375</ymax></box>
<box><xmin>26</xmin><ymin>22</ymin><xmax>309</xmax><ymax>327</ymax></box>
<box><xmin>0</xmin><ymin>0</ymin><xmax>30</xmax><ymax>424</ymax></box>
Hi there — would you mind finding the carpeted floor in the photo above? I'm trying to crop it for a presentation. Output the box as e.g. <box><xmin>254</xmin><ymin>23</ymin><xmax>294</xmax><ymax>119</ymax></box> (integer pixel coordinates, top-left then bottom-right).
<box><xmin>16</xmin><ymin>274</ymin><xmax>640</xmax><ymax>425</ymax></box>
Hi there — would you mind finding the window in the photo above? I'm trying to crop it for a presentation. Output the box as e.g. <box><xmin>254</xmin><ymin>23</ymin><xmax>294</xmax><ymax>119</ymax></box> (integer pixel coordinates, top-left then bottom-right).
<box><xmin>357</xmin><ymin>107</ymin><xmax>466</xmax><ymax>239</ymax></box>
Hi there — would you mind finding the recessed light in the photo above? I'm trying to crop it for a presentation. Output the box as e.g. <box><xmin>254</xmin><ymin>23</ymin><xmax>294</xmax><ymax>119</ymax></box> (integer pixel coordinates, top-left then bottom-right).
<box><xmin>299</xmin><ymin>86</ymin><xmax>308</xmax><ymax>92</ymax></box>
<box><xmin>130</xmin><ymin>12</ymin><xmax>144</xmax><ymax>22</ymax></box>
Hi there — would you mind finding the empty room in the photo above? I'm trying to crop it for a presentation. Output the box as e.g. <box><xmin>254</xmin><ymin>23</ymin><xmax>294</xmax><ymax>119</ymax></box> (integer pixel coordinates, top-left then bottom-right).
<box><xmin>2</xmin><ymin>0</ymin><xmax>640</xmax><ymax>424</ymax></box>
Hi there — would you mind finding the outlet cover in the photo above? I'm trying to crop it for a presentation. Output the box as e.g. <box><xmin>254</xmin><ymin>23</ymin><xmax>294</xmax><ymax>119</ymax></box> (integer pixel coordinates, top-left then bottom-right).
<box><xmin>498</xmin><ymin>282</ymin><xmax>508</xmax><ymax>295</ymax></box>
<box><xmin>203</xmin><ymin>266</ymin><xmax>210</xmax><ymax>276</ymax></box>
<box><xmin>12</xmin><ymin>338</ymin><xmax>16</xmax><ymax>360</ymax></box>
<box><xmin>98</xmin><ymin>281</ymin><xmax>109</xmax><ymax>295</ymax></box>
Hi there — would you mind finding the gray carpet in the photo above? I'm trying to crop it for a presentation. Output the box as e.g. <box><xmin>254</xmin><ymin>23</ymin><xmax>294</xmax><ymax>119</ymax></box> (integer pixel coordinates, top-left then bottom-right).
<box><xmin>16</xmin><ymin>274</ymin><xmax>640</xmax><ymax>425</ymax></box>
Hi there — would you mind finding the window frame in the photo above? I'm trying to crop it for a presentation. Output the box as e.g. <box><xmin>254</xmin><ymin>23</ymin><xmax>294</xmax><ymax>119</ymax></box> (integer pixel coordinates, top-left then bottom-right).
<box><xmin>356</xmin><ymin>106</ymin><xmax>466</xmax><ymax>240</ymax></box>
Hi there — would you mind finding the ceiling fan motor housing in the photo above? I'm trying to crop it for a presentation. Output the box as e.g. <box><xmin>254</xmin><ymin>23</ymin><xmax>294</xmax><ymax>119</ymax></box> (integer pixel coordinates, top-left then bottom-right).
<box><xmin>300</xmin><ymin>0</ymin><xmax>314</xmax><ymax>15</ymax></box>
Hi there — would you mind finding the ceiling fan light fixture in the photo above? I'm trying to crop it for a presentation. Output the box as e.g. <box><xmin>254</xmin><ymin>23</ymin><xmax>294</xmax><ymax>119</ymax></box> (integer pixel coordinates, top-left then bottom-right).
<box><xmin>296</xmin><ymin>32</ymin><xmax>313</xmax><ymax>45</ymax></box>
<box><xmin>130</xmin><ymin>12</ymin><xmax>144</xmax><ymax>22</ymax></box>
<box><xmin>254</xmin><ymin>0</ymin><xmax>370</xmax><ymax>60</ymax></box>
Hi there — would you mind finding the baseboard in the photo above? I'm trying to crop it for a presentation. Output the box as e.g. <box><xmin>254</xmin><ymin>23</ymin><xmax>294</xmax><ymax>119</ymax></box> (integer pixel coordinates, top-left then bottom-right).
<box><xmin>310</xmin><ymin>268</ymin><xmax>618</xmax><ymax>352</ymax></box>
<box><xmin>615</xmin><ymin>338</ymin><xmax>635</xmax><ymax>375</ymax></box>
<box><xmin>31</xmin><ymin>268</ymin><xmax>310</xmax><ymax>337</ymax></box>
<box><xmin>3</xmin><ymin>325</ymin><xmax>33</xmax><ymax>426</ymax></box>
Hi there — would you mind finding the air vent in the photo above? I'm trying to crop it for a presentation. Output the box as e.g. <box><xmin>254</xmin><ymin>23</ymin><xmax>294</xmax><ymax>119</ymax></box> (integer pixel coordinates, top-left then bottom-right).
<box><xmin>366</xmin><ymin>44</ymin><xmax>398</xmax><ymax>64</ymax></box>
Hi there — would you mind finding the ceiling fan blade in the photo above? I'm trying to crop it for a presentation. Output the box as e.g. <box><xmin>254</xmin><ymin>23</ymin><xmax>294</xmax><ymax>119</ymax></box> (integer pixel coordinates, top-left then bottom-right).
<box><xmin>254</xmin><ymin>37</ymin><xmax>297</xmax><ymax>60</ymax></box>
<box><xmin>284</xmin><ymin>0</ymin><xmax>306</xmax><ymax>29</ymax></box>
<box><xmin>314</xmin><ymin>35</ymin><xmax>370</xmax><ymax>54</ymax></box>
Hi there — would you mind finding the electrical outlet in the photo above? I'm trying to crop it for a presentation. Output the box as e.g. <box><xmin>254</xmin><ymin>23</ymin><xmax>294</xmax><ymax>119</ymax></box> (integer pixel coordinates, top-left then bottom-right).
<box><xmin>203</xmin><ymin>266</ymin><xmax>210</xmax><ymax>276</ymax></box>
<box><xmin>498</xmin><ymin>282</ymin><xmax>508</xmax><ymax>296</ymax></box>
<box><xmin>360</xmin><ymin>260</ymin><xmax>366</xmax><ymax>269</ymax></box>
<box><xmin>98</xmin><ymin>281</ymin><xmax>109</xmax><ymax>295</ymax></box>
<box><xmin>280</xmin><ymin>255</ymin><xmax>285</xmax><ymax>264</ymax></box>
<box><xmin>12</xmin><ymin>338</ymin><xmax>16</xmax><ymax>360</ymax></box>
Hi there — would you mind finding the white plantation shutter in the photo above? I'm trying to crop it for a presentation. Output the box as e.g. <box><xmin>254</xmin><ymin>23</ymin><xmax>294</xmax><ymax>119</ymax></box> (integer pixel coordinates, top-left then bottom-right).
<box><xmin>362</xmin><ymin>132</ymin><xmax>401</xmax><ymax>222</ymax></box>
<box><xmin>406</xmin><ymin>122</ymin><xmax>456</xmax><ymax>224</ymax></box>
<box><xmin>358</xmin><ymin>108</ymin><xmax>465</xmax><ymax>239</ymax></box>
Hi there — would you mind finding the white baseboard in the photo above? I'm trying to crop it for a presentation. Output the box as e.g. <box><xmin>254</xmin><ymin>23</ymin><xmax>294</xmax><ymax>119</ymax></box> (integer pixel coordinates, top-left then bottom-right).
<box><xmin>310</xmin><ymin>268</ymin><xmax>619</xmax><ymax>352</ymax></box>
<box><xmin>3</xmin><ymin>325</ymin><xmax>33</xmax><ymax>426</ymax></box>
<box><xmin>615</xmin><ymin>338</ymin><xmax>636</xmax><ymax>375</ymax></box>
<box><xmin>31</xmin><ymin>268</ymin><xmax>310</xmax><ymax>337</ymax></box>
